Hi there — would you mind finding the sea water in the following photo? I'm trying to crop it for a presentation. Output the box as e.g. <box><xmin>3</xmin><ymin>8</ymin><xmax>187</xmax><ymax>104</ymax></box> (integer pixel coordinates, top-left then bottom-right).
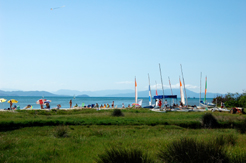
<box><xmin>0</xmin><ymin>96</ymin><xmax>214</xmax><ymax>109</ymax></box>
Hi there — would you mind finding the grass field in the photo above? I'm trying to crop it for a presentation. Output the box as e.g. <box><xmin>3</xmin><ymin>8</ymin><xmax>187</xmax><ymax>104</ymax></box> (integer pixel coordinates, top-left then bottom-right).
<box><xmin>1</xmin><ymin>109</ymin><xmax>246</xmax><ymax>162</ymax></box>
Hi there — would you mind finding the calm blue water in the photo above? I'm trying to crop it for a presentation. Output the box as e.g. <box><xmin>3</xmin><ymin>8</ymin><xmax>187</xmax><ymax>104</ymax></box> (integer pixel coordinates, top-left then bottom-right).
<box><xmin>0</xmin><ymin>96</ymin><xmax>214</xmax><ymax>109</ymax></box>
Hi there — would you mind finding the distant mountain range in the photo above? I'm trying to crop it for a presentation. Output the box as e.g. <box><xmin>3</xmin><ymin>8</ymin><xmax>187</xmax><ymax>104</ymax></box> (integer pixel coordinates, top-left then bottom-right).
<box><xmin>0</xmin><ymin>89</ymin><xmax>223</xmax><ymax>98</ymax></box>
<box><xmin>0</xmin><ymin>90</ymin><xmax>57</xmax><ymax>97</ymax></box>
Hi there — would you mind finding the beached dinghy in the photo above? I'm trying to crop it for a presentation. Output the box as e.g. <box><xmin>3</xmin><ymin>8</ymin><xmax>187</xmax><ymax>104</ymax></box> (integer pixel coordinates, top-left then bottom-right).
<box><xmin>150</xmin><ymin>108</ymin><xmax>166</xmax><ymax>113</ymax></box>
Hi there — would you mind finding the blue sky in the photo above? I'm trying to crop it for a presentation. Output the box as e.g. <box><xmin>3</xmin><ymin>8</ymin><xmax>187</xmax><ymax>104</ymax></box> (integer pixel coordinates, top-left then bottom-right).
<box><xmin>0</xmin><ymin>0</ymin><xmax>245</xmax><ymax>94</ymax></box>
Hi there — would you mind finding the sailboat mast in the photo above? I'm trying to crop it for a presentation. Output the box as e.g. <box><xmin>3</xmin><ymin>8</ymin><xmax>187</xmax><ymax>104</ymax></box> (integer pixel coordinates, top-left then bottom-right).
<box><xmin>168</xmin><ymin>76</ymin><xmax>173</xmax><ymax>95</ymax></box>
<box><xmin>180</xmin><ymin>64</ymin><xmax>188</xmax><ymax>106</ymax></box>
<box><xmin>204</xmin><ymin>76</ymin><xmax>207</xmax><ymax>103</ymax></box>
<box><xmin>148</xmin><ymin>74</ymin><xmax>152</xmax><ymax>105</ymax></box>
<box><xmin>169</xmin><ymin>76</ymin><xmax>174</xmax><ymax>105</ymax></box>
<box><xmin>199</xmin><ymin>72</ymin><xmax>202</xmax><ymax>106</ymax></box>
<box><xmin>159</xmin><ymin>63</ymin><xmax>165</xmax><ymax>108</ymax></box>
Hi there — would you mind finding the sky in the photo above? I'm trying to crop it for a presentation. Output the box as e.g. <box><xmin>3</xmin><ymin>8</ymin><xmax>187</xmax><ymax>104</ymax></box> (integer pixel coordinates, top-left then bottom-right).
<box><xmin>0</xmin><ymin>0</ymin><xmax>245</xmax><ymax>94</ymax></box>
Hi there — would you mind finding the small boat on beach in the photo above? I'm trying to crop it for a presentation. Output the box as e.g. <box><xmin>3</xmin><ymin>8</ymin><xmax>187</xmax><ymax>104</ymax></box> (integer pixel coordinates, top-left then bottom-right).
<box><xmin>143</xmin><ymin>74</ymin><xmax>155</xmax><ymax>108</ymax></box>
<box><xmin>199</xmin><ymin>76</ymin><xmax>215</xmax><ymax>108</ymax></box>
<box><xmin>150</xmin><ymin>108</ymin><xmax>166</xmax><ymax>113</ymax></box>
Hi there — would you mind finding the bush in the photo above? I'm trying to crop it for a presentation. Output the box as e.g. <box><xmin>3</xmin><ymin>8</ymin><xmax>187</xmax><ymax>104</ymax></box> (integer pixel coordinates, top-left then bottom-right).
<box><xmin>158</xmin><ymin>137</ymin><xmax>229</xmax><ymax>163</ymax></box>
<box><xmin>53</xmin><ymin>125</ymin><xmax>69</xmax><ymax>138</ymax></box>
<box><xmin>236</xmin><ymin>119</ymin><xmax>246</xmax><ymax>134</ymax></box>
<box><xmin>112</xmin><ymin>109</ymin><xmax>124</xmax><ymax>117</ymax></box>
<box><xmin>229</xmin><ymin>151</ymin><xmax>246</xmax><ymax>163</ymax></box>
<box><xmin>201</xmin><ymin>113</ymin><xmax>219</xmax><ymax>128</ymax></box>
<box><xmin>96</xmin><ymin>147</ymin><xmax>154</xmax><ymax>163</ymax></box>
<box><xmin>212</xmin><ymin>93</ymin><xmax>246</xmax><ymax>108</ymax></box>
<box><xmin>213</xmin><ymin>134</ymin><xmax>236</xmax><ymax>146</ymax></box>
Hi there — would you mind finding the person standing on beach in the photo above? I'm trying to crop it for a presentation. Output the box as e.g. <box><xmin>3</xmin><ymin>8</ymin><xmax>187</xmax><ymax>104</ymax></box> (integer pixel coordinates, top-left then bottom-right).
<box><xmin>164</xmin><ymin>100</ymin><xmax>168</xmax><ymax>108</ymax></box>
<box><xmin>69</xmin><ymin>100</ymin><xmax>72</xmax><ymax>108</ymax></box>
<box><xmin>112</xmin><ymin>101</ymin><xmax>114</xmax><ymax>108</ymax></box>
<box><xmin>122</xmin><ymin>103</ymin><xmax>125</xmax><ymax>108</ymax></box>
<box><xmin>10</xmin><ymin>100</ymin><xmax>13</xmax><ymax>110</ymax></box>
<box><xmin>221</xmin><ymin>101</ymin><xmax>224</xmax><ymax>108</ymax></box>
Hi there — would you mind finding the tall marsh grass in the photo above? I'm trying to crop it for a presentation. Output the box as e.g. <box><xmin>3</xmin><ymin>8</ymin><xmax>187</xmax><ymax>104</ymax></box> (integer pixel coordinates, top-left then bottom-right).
<box><xmin>201</xmin><ymin>113</ymin><xmax>219</xmax><ymax>128</ymax></box>
<box><xmin>53</xmin><ymin>125</ymin><xmax>69</xmax><ymax>138</ymax></box>
<box><xmin>158</xmin><ymin>137</ymin><xmax>229</xmax><ymax>163</ymax></box>
<box><xmin>96</xmin><ymin>147</ymin><xmax>154</xmax><ymax>163</ymax></box>
<box><xmin>112</xmin><ymin>109</ymin><xmax>124</xmax><ymax>117</ymax></box>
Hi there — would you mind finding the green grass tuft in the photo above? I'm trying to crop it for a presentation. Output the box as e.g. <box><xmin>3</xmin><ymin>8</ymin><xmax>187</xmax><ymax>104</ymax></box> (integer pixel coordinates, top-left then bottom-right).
<box><xmin>158</xmin><ymin>137</ymin><xmax>229</xmax><ymax>163</ymax></box>
<box><xmin>236</xmin><ymin>119</ymin><xmax>246</xmax><ymax>134</ymax></box>
<box><xmin>201</xmin><ymin>113</ymin><xmax>219</xmax><ymax>128</ymax></box>
<box><xmin>112</xmin><ymin>109</ymin><xmax>124</xmax><ymax>117</ymax></box>
<box><xmin>96</xmin><ymin>147</ymin><xmax>154</xmax><ymax>163</ymax></box>
<box><xmin>53</xmin><ymin>125</ymin><xmax>69</xmax><ymax>138</ymax></box>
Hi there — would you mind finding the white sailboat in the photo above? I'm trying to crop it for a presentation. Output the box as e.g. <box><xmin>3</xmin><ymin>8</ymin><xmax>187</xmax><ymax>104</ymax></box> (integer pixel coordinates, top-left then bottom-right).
<box><xmin>143</xmin><ymin>74</ymin><xmax>155</xmax><ymax>108</ymax></box>
<box><xmin>179</xmin><ymin>77</ymin><xmax>185</xmax><ymax>106</ymax></box>
<box><xmin>132</xmin><ymin>77</ymin><xmax>142</xmax><ymax>107</ymax></box>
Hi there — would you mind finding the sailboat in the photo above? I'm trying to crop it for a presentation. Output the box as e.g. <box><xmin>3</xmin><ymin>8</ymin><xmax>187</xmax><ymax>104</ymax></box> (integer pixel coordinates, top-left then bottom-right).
<box><xmin>200</xmin><ymin>76</ymin><xmax>215</xmax><ymax>108</ymax></box>
<box><xmin>179</xmin><ymin>77</ymin><xmax>185</xmax><ymax>106</ymax></box>
<box><xmin>143</xmin><ymin>74</ymin><xmax>155</xmax><ymax>108</ymax></box>
<box><xmin>132</xmin><ymin>77</ymin><xmax>142</xmax><ymax>107</ymax></box>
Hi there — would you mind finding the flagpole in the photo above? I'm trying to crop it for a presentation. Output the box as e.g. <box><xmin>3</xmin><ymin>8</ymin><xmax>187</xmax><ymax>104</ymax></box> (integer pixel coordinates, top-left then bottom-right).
<box><xmin>159</xmin><ymin>63</ymin><xmax>165</xmax><ymax>109</ymax></box>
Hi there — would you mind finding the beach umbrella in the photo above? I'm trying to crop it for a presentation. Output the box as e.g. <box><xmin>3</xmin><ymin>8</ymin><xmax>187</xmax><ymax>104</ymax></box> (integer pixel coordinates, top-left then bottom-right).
<box><xmin>36</xmin><ymin>99</ymin><xmax>46</xmax><ymax>105</ymax></box>
<box><xmin>8</xmin><ymin>99</ymin><xmax>18</xmax><ymax>103</ymax></box>
<box><xmin>44</xmin><ymin>100</ymin><xmax>51</xmax><ymax>104</ymax></box>
<box><xmin>0</xmin><ymin>98</ymin><xmax>7</xmax><ymax>109</ymax></box>
<box><xmin>0</xmin><ymin>98</ymin><xmax>7</xmax><ymax>103</ymax></box>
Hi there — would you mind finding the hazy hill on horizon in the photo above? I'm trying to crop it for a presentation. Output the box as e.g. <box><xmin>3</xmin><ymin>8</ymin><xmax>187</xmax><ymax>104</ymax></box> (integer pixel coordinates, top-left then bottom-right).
<box><xmin>0</xmin><ymin>90</ymin><xmax>57</xmax><ymax>96</ymax></box>
<box><xmin>0</xmin><ymin>89</ymin><xmax>223</xmax><ymax>98</ymax></box>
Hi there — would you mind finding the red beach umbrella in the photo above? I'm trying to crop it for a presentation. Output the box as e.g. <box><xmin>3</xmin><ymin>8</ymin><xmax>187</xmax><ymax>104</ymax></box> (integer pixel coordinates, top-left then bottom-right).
<box><xmin>36</xmin><ymin>99</ymin><xmax>46</xmax><ymax>105</ymax></box>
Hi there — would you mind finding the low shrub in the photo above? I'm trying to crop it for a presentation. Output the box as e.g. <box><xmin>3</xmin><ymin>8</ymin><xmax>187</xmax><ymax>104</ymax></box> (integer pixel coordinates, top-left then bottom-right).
<box><xmin>53</xmin><ymin>125</ymin><xmax>69</xmax><ymax>138</ymax></box>
<box><xmin>201</xmin><ymin>113</ymin><xmax>219</xmax><ymax>128</ymax></box>
<box><xmin>236</xmin><ymin>119</ymin><xmax>246</xmax><ymax>134</ymax></box>
<box><xmin>229</xmin><ymin>151</ymin><xmax>246</xmax><ymax>163</ymax></box>
<box><xmin>213</xmin><ymin>134</ymin><xmax>236</xmax><ymax>146</ymax></box>
<box><xmin>112</xmin><ymin>109</ymin><xmax>124</xmax><ymax>117</ymax></box>
<box><xmin>158</xmin><ymin>137</ymin><xmax>229</xmax><ymax>163</ymax></box>
<box><xmin>96</xmin><ymin>147</ymin><xmax>154</xmax><ymax>163</ymax></box>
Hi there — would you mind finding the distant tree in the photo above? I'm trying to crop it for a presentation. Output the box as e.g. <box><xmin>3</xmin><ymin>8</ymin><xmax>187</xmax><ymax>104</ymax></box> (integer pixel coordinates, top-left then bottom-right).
<box><xmin>212</xmin><ymin>93</ymin><xmax>246</xmax><ymax>108</ymax></box>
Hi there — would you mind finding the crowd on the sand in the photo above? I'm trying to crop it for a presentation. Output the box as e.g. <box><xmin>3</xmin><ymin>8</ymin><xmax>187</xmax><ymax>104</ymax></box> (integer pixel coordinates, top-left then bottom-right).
<box><xmin>69</xmin><ymin>100</ymin><xmax>130</xmax><ymax>109</ymax></box>
<box><xmin>4</xmin><ymin>99</ymin><xmax>131</xmax><ymax>110</ymax></box>
<box><xmin>4</xmin><ymin>98</ymin><xmax>210</xmax><ymax>111</ymax></box>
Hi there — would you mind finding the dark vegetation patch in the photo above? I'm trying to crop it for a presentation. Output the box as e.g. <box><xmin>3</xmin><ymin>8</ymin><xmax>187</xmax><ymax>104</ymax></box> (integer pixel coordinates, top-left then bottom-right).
<box><xmin>112</xmin><ymin>109</ymin><xmax>124</xmax><ymax>117</ymax></box>
<box><xmin>53</xmin><ymin>125</ymin><xmax>69</xmax><ymax>138</ymax></box>
<box><xmin>201</xmin><ymin>113</ymin><xmax>219</xmax><ymax>128</ymax></box>
<box><xmin>158</xmin><ymin>137</ymin><xmax>229</xmax><ymax>163</ymax></box>
<box><xmin>96</xmin><ymin>147</ymin><xmax>154</xmax><ymax>163</ymax></box>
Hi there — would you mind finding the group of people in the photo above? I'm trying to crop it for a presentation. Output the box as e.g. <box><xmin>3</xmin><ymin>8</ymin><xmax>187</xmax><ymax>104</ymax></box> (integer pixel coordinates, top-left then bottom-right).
<box><xmin>69</xmin><ymin>100</ymin><xmax>131</xmax><ymax>109</ymax></box>
<box><xmin>155</xmin><ymin>99</ymin><xmax>186</xmax><ymax>108</ymax></box>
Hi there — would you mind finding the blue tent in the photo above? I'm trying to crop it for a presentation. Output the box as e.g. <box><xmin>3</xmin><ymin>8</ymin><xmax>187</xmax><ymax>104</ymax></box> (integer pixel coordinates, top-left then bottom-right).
<box><xmin>153</xmin><ymin>95</ymin><xmax>177</xmax><ymax>99</ymax></box>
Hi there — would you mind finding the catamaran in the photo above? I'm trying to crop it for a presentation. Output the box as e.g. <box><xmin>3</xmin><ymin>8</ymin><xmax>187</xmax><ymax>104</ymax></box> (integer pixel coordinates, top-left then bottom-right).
<box><xmin>132</xmin><ymin>77</ymin><xmax>142</xmax><ymax>107</ymax></box>
<box><xmin>143</xmin><ymin>74</ymin><xmax>155</xmax><ymax>108</ymax></box>
<box><xmin>200</xmin><ymin>76</ymin><xmax>215</xmax><ymax>108</ymax></box>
